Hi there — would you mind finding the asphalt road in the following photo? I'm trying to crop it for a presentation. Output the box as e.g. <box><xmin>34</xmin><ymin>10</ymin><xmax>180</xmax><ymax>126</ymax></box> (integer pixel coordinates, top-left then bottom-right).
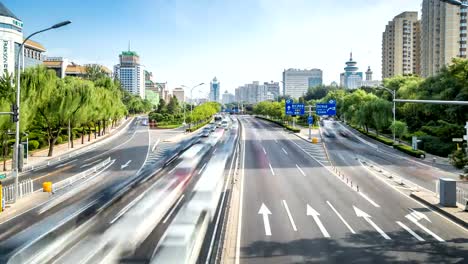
<box><xmin>236</xmin><ymin>115</ymin><xmax>468</xmax><ymax>264</ymax></box>
<box><xmin>0</xmin><ymin>117</ymin><xmax>188</xmax><ymax>253</ymax></box>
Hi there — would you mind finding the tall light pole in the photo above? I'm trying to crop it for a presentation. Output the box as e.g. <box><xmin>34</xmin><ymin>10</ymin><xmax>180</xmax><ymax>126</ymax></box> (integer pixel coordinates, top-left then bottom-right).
<box><xmin>376</xmin><ymin>86</ymin><xmax>396</xmax><ymax>143</ymax></box>
<box><xmin>182</xmin><ymin>83</ymin><xmax>204</xmax><ymax>128</ymax></box>
<box><xmin>13</xmin><ymin>20</ymin><xmax>71</xmax><ymax>202</ymax></box>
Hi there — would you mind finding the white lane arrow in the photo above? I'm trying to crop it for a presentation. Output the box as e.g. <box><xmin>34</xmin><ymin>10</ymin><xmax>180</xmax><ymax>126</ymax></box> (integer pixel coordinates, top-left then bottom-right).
<box><xmin>409</xmin><ymin>209</ymin><xmax>431</xmax><ymax>223</ymax></box>
<box><xmin>405</xmin><ymin>213</ymin><xmax>444</xmax><ymax>242</ymax></box>
<box><xmin>258</xmin><ymin>203</ymin><xmax>272</xmax><ymax>236</ymax></box>
<box><xmin>353</xmin><ymin>206</ymin><xmax>391</xmax><ymax>240</ymax></box>
<box><xmin>307</xmin><ymin>205</ymin><xmax>330</xmax><ymax>237</ymax></box>
<box><xmin>120</xmin><ymin>160</ymin><xmax>132</xmax><ymax>169</ymax></box>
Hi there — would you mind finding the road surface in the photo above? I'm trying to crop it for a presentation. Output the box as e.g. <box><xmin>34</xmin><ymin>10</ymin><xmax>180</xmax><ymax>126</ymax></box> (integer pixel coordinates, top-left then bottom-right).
<box><xmin>234</xmin><ymin>115</ymin><xmax>468</xmax><ymax>264</ymax></box>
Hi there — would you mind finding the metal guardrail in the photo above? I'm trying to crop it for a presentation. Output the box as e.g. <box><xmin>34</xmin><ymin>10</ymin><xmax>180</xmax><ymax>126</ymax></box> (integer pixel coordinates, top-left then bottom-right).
<box><xmin>435</xmin><ymin>181</ymin><xmax>468</xmax><ymax>205</ymax></box>
<box><xmin>2</xmin><ymin>178</ymin><xmax>33</xmax><ymax>203</ymax></box>
<box><xmin>52</xmin><ymin>157</ymin><xmax>111</xmax><ymax>192</ymax></box>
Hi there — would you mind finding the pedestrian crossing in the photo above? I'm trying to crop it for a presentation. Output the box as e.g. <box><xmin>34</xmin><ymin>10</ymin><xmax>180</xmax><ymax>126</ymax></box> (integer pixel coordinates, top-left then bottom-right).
<box><xmin>287</xmin><ymin>136</ymin><xmax>331</xmax><ymax>166</ymax></box>
<box><xmin>254</xmin><ymin>200</ymin><xmax>446</xmax><ymax>243</ymax></box>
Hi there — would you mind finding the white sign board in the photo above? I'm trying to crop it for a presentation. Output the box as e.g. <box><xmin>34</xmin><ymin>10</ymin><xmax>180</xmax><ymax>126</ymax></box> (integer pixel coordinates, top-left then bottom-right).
<box><xmin>453</xmin><ymin>138</ymin><xmax>464</xmax><ymax>142</ymax></box>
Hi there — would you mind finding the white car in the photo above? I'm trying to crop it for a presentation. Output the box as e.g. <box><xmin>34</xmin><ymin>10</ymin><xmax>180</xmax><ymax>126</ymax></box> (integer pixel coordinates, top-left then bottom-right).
<box><xmin>221</xmin><ymin>120</ymin><xmax>229</xmax><ymax>130</ymax></box>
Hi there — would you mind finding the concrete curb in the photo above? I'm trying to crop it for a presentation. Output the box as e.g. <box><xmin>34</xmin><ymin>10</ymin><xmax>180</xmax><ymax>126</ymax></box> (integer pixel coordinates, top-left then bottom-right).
<box><xmin>409</xmin><ymin>192</ymin><xmax>468</xmax><ymax>229</ymax></box>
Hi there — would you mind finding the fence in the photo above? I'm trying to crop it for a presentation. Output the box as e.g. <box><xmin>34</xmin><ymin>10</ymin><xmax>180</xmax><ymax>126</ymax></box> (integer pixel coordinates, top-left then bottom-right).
<box><xmin>52</xmin><ymin>157</ymin><xmax>111</xmax><ymax>192</ymax></box>
<box><xmin>2</xmin><ymin>178</ymin><xmax>34</xmax><ymax>203</ymax></box>
<box><xmin>435</xmin><ymin>180</ymin><xmax>468</xmax><ymax>205</ymax></box>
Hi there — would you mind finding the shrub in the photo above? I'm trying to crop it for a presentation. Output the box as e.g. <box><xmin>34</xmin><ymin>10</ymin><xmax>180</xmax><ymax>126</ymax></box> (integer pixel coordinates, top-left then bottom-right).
<box><xmin>55</xmin><ymin>136</ymin><xmax>63</xmax><ymax>145</ymax></box>
<box><xmin>419</xmin><ymin>135</ymin><xmax>455</xmax><ymax>157</ymax></box>
<box><xmin>255</xmin><ymin>116</ymin><xmax>301</xmax><ymax>133</ymax></box>
<box><xmin>28</xmin><ymin>140</ymin><xmax>40</xmax><ymax>150</ymax></box>
<box><xmin>450</xmin><ymin>149</ymin><xmax>468</xmax><ymax>169</ymax></box>
<box><xmin>393</xmin><ymin>144</ymin><xmax>425</xmax><ymax>158</ymax></box>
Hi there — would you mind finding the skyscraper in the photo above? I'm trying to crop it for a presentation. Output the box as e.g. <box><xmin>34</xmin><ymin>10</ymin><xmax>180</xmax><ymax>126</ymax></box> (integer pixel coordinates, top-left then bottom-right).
<box><xmin>340</xmin><ymin>53</ymin><xmax>363</xmax><ymax>89</ymax></box>
<box><xmin>282</xmin><ymin>69</ymin><xmax>322</xmax><ymax>99</ymax></box>
<box><xmin>421</xmin><ymin>0</ymin><xmax>468</xmax><ymax>77</ymax></box>
<box><xmin>210</xmin><ymin>77</ymin><xmax>220</xmax><ymax>102</ymax></box>
<box><xmin>114</xmin><ymin>50</ymin><xmax>145</xmax><ymax>98</ymax></box>
<box><xmin>382</xmin><ymin>11</ymin><xmax>421</xmax><ymax>78</ymax></box>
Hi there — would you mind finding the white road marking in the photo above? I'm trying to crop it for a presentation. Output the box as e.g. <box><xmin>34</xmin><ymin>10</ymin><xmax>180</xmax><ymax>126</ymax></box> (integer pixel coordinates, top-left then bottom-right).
<box><xmin>306</xmin><ymin>205</ymin><xmax>330</xmax><ymax>237</ymax></box>
<box><xmin>120</xmin><ymin>160</ymin><xmax>132</xmax><ymax>169</ymax></box>
<box><xmin>296</xmin><ymin>164</ymin><xmax>306</xmax><ymax>176</ymax></box>
<box><xmin>359</xmin><ymin>192</ymin><xmax>381</xmax><ymax>208</ymax></box>
<box><xmin>151</xmin><ymin>138</ymin><xmax>160</xmax><ymax>152</ymax></box>
<box><xmin>268</xmin><ymin>163</ymin><xmax>275</xmax><ymax>176</ymax></box>
<box><xmin>405</xmin><ymin>214</ymin><xmax>444</xmax><ymax>242</ymax></box>
<box><xmin>282</xmin><ymin>148</ymin><xmax>288</xmax><ymax>155</ymax></box>
<box><xmin>258</xmin><ymin>203</ymin><xmax>272</xmax><ymax>236</ymax></box>
<box><xmin>236</xmin><ymin>121</ymin><xmax>246</xmax><ymax>264</ymax></box>
<box><xmin>396</xmin><ymin>221</ymin><xmax>425</xmax><ymax>241</ymax></box>
<box><xmin>55</xmin><ymin>159</ymin><xmax>78</xmax><ymax>168</ymax></box>
<box><xmin>326</xmin><ymin>201</ymin><xmax>355</xmax><ymax>234</ymax></box>
<box><xmin>283</xmin><ymin>200</ymin><xmax>297</xmax><ymax>231</ymax></box>
<box><xmin>198</xmin><ymin>163</ymin><xmax>208</xmax><ymax>175</ymax></box>
<box><xmin>354</xmin><ymin>206</ymin><xmax>391</xmax><ymax>240</ymax></box>
<box><xmin>162</xmin><ymin>194</ymin><xmax>185</xmax><ymax>223</ymax></box>
<box><xmin>262</xmin><ymin>147</ymin><xmax>267</xmax><ymax>155</ymax></box>
<box><xmin>79</xmin><ymin>158</ymin><xmax>102</xmax><ymax>168</ymax></box>
<box><xmin>213</xmin><ymin>148</ymin><xmax>217</xmax><ymax>154</ymax></box>
<box><xmin>274</xmin><ymin>139</ymin><xmax>278</xmax><ymax>143</ymax></box>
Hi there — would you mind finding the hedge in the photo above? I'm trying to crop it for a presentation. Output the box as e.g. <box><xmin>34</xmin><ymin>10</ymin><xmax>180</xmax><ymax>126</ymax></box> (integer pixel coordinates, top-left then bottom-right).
<box><xmin>28</xmin><ymin>140</ymin><xmax>40</xmax><ymax>150</ymax></box>
<box><xmin>255</xmin><ymin>116</ymin><xmax>301</xmax><ymax>133</ymax></box>
<box><xmin>186</xmin><ymin>119</ymin><xmax>211</xmax><ymax>132</ymax></box>
<box><xmin>356</xmin><ymin>127</ymin><xmax>394</xmax><ymax>146</ymax></box>
<box><xmin>393</xmin><ymin>144</ymin><xmax>426</xmax><ymax>158</ymax></box>
<box><xmin>157</xmin><ymin>124</ymin><xmax>181</xmax><ymax>129</ymax></box>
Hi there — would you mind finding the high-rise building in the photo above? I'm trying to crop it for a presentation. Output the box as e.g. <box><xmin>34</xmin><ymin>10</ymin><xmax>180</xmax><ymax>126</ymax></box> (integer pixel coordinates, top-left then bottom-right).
<box><xmin>340</xmin><ymin>53</ymin><xmax>363</xmax><ymax>89</ymax></box>
<box><xmin>283</xmin><ymin>69</ymin><xmax>322</xmax><ymax>98</ymax></box>
<box><xmin>222</xmin><ymin>90</ymin><xmax>235</xmax><ymax>104</ymax></box>
<box><xmin>172</xmin><ymin>87</ymin><xmax>185</xmax><ymax>103</ymax></box>
<box><xmin>114</xmin><ymin>50</ymin><xmax>145</xmax><ymax>98</ymax></box>
<box><xmin>235</xmin><ymin>81</ymin><xmax>274</xmax><ymax>104</ymax></box>
<box><xmin>209</xmin><ymin>77</ymin><xmax>220</xmax><ymax>102</ymax></box>
<box><xmin>0</xmin><ymin>2</ymin><xmax>22</xmax><ymax>75</ymax></box>
<box><xmin>421</xmin><ymin>0</ymin><xmax>468</xmax><ymax>77</ymax></box>
<box><xmin>263</xmin><ymin>81</ymin><xmax>280</xmax><ymax>99</ymax></box>
<box><xmin>382</xmin><ymin>11</ymin><xmax>421</xmax><ymax>78</ymax></box>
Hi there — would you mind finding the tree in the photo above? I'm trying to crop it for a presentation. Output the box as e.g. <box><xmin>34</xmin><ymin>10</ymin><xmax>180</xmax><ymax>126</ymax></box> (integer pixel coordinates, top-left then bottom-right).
<box><xmin>84</xmin><ymin>64</ymin><xmax>108</xmax><ymax>81</ymax></box>
<box><xmin>390</xmin><ymin>121</ymin><xmax>408</xmax><ymax>142</ymax></box>
<box><xmin>167</xmin><ymin>95</ymin><xmax>180</xmax><ymax>115</ymax></box>
<box><xmin>157</xmin><ymin>98</ymin><xmax>167</xmax><ymax>113</ymax></box>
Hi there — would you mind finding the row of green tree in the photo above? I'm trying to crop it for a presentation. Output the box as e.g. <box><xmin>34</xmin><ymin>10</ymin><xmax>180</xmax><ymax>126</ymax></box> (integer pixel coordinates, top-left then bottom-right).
<box><xmin>0</xmin><ymin>65</ymin><xmax>152</xmax><ymax>168</ymax></box>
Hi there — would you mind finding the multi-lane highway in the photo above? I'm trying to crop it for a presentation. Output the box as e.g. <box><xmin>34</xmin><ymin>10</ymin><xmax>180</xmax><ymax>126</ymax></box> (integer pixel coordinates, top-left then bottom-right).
<box><xmin>232</xmin><ymin>115</ymin><xmax>468</xmax><ymax>264</ymax></box>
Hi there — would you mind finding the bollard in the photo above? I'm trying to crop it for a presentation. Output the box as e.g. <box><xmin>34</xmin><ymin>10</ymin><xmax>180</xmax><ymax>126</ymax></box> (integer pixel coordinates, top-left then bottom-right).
<box><xmin>357</xmin><ymin>185</ymin><xmax>359</xmax><ymax>192</ymax></box>
<box><xmin>43</xmin><ymin>182</ymin><xmax>52</xmax><ymax>193</ymax></box>
<box><xmin>351</xmin><ymin>181</ymin><xmax>353</xmax><ymax>187</ymax></box>
<box><xmin>346</xmin><ymin>178</ymin><xmax>348</xmax><ymax>183</ymax></box>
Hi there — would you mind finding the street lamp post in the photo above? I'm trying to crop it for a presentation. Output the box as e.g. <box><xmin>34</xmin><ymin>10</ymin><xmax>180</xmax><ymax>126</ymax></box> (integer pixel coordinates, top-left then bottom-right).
<box><xmin>376</xmin><ymin>86</ymin><xmax>396</xmax><ymax>143</ymax></box>
<box><xmin>13</xmin><ymin>20</ymin><xmax>71</xmax><ymax>202</ymax></box>
<box><xmin>182</xmin><ymin>83</ymin><xmax>205</xmax><ymax>129</ymax></box>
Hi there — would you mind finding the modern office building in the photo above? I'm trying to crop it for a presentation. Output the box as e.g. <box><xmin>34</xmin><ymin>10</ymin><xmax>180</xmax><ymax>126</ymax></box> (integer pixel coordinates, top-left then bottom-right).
<box><xmin>340</xmin><ymin>53</ymin><xmax>363</xmax><ymax>89</ymax></box>
<box><xmin>209</xmin><ymin>77</ymin><xmax>220</xmax><ymax>102</ymax></box>
<box><xmin>0</xmin><ymin>2</ymin><xmax>22</xmax><ymax>75</ymax></box>
<box><xmin>382</xmin><ymin>11</ymin><xmax>421</xmax><ymax>78</ymax></box>
<box><xmin>23</xmin><ymin>39</ymin><xmax>46</xmax><ymax>69</ymax></box>
<box><xmin>114</xmin><ymin>50</ymin><xmax>145</xmax><ymax>98</ymax></box>
<box><xmin>421</xmin><ymin>0</ymin><xmax>468</xmax><ymax>77</ymax></box>
<box><xmin>282</xmin><ymin>68</ymin><xmax>322</xmax><ymax>98</ymax></box>
<box><xmin>172</xmin><ymin>87</ymin><xmax>185</xmax><ymax>103</ymax></box>
<box><xmin>222</xmin><ymin>90</ymin><xmax>235</xmax><ymax>104</ymax></box>
<box><xmin>263</xmin><ymin>81</ymin><xmax>280</xmax><ymax>99</ymax></box>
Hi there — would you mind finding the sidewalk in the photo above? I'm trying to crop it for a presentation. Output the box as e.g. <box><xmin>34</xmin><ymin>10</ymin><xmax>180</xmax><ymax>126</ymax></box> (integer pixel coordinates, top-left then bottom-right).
<box><xmin>1</xmin><ymin>117</ymin><xmax>132</xmax><ymax>178</ymax></box>
<box><xmin>297</xmin><ymin>126</ymin><xmax>322</xmax><ymax>142</ymax></box>
<box><xmin>0</xmin><ymin>191</ymin><xmax>50</xmax><ymax>224</ymax></box>
<box><xmin>411</xmin><ymin>190</ymin><xmax>468</xmax><ymax>229</ymax></box>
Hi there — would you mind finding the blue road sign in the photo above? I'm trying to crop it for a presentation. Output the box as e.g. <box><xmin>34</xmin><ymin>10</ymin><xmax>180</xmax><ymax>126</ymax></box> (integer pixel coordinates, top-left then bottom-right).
<box><xmin>285</xmin><ymin>102</ymin><xmax>305</xmax><ymax>116</ymax></box>
<box><xmin>316</xmin><ymin>99</ymin><xmax>337</xmax><ymax>116</ymax></box>
<box><xmin>308</xmin><ymin>116</ymin><xmax>314</xmax><ymax>125</ymax></box>
<box><xmin>316</xmin><ymin>103</ymin><xmax>328</xmax><ymax>115</ymax></box>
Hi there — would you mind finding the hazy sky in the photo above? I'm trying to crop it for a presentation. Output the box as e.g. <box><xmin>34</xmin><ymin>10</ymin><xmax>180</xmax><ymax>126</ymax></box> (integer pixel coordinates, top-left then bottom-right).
<box><xmin>7</xmin><ymin>0</ymin><xmax>421</xmax><ymax>96</ymax></box>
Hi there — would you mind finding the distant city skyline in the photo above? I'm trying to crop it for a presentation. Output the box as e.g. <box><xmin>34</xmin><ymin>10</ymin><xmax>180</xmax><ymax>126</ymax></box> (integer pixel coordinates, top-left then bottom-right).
<box><xmin>5</xmin><ymin>0</ymin><xmax>421</xmax><ymax>94</ymax></box>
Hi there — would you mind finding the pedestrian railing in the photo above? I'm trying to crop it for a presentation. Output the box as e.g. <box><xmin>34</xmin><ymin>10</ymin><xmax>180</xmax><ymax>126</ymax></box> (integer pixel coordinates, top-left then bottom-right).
<box><xmin>435</xmin><ymin>180</ymin><xmax>468</xmax><ymax>206</ymax></box>
<box><xmin>2</xmin><ymin>178</ymin><xmax>34</xmax><ymax>203</ymax></box>
<box><xmin>52</xmin><ymin>157</ymin><xmax>111</xmax><ymax>192</ymax></box>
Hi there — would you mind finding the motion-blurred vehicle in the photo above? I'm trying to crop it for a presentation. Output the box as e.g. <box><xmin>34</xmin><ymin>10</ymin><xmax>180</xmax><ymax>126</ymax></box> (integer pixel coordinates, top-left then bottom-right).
<box><xmin>210</xmin><ymin>125</ymin><xmax>216</xmax><ymax>132</ymax></box>
<box><xmin>323</xmin><ymin>130</ymin><xmax>336</xmax><ymax>138</ymax></box>
<box><xmin>339</xmin><ymin>129</ymin><xmax>349</xmax><ymax>137</ymax></box>
<box><xmin>221</xmin><ymin>120</ymin><xmax>229</xmax><ymax>130</ymax></box>
<box><xmin>201</xmin><ymin>128</ymin><xmax>211</xmax><ymax>137</ymax></box>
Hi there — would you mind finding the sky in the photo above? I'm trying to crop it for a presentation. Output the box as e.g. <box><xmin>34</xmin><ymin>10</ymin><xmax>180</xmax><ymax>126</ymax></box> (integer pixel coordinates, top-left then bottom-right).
<box><xmin>7</xmin><ymin>0</ymin><xmax>421</xmax><ymax>96</ymax></box>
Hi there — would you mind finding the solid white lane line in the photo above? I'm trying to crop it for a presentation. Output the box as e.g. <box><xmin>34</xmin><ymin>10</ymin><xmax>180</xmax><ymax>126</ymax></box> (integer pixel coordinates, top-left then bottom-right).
<box><xmin>396</xmin><ymin>221</ymin><xmax>425</xmax><ymax>241</ymax></box>
<box><xmin>359</xmin><ymin>192</ymin><xmax>381</xmax><ymax>208</ymax></box>
<box><xmin>235</xmin><ymin>122</ymin><xmax>246</xmax><ymax>264</ymax></box>
<box><xmin>55</xmin><ymin>159</ymin><xmax>78</xmax><ymax>168</ymax></box>
<box><xmin>326</xmin><ymin>201</ymin><xmax>355</xmax><ymax>234</ymax></box>
<box><xmin>406</xmin><ymin>215</ymin><xmax>444</xmax><ymax>242</ymax></box>
<box><xmin>306</xmin><ymin>205</ymin><xmax>330</xmax><ymax>237</ymax></box>
<box><xmin>213</xmin><ymin>148</ymin><xmax>217</xmax><ymax>154</ymax></box>
<box><xmin>296</xmin><ymin>164</ymin><xmax>306</xmax><ymax>176</ymax></box>
<box><xmin>366</xmin><ymin>217</ymin><xmax>391</xmax><ymax>240</ymax></box>
<box><xmin>282</xmin><ymin>200</ymin><xmax>297</xmax><ymax>231</ymax></box>
<box><xmin>268</xmin><ymin>163</ymin><xmax>275</xmax><ymax>176</ymax></box>
<box><xmin>162</xmin><ymin>194</ymin><xmax>185</xmax><ymax>223</ymax></box>
<box><xmin>151</xmin><ymin>138</ymin><xmax>160</xmax><ymax>152</ymax></box>
<box><xmin>198</xmin><ymin>163</ymin><xmax>208</xmax><ymax>175</ymax></box>
<box><xmin>262</xmin><ymin>147</ymin><xmax>267</xmax><ymax>155</ymax></box>
<box><xmin>282</xmin><ymin>148</ymin><xmax>288</xmax><ymax>155</ymax></box>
